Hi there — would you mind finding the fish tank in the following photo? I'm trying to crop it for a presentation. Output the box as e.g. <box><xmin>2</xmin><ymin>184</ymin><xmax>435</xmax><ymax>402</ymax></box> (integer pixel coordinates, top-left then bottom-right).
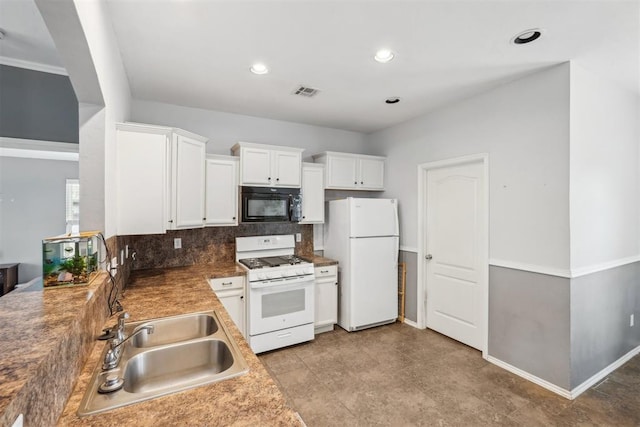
<box><xmin>42</xmin><ymin>231</ymin><xmax>101</xmax><ymax>288</ymax></box>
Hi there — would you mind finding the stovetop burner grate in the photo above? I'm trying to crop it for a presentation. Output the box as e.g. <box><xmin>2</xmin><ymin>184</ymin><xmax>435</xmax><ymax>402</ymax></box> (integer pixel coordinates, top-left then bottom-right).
<box><xmin>239</xmin><ymin>255</ymin><xmax>311</xmax><ymax>270</ymax></box>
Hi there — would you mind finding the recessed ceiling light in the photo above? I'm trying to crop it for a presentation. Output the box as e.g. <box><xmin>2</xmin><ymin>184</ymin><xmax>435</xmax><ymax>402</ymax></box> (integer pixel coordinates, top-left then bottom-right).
<box><xmin>511</xmin><ymin>28</ymin><xmax>543</xmax><ymax>45</ymax></box>
<box><xmin>374</xmin><ymin>49</ymin><xmax>394</xmax><ymax>63</ymax></box>
<box><xmin>250</xmin><ymin>63</ymin><xmax>269</xmax><ymax>75</ymax></box>
<box><xmin>385</xmin><ymin>97</ymin><xmax>400</xmax><ymax>104</ymax></box>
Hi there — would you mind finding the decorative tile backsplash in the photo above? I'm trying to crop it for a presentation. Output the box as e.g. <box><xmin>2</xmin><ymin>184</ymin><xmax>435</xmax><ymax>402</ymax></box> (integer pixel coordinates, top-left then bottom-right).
<box><xmin>124</xmin><ymin>224</ymin><xmax>314</xmax><ymax>270</ymax></box>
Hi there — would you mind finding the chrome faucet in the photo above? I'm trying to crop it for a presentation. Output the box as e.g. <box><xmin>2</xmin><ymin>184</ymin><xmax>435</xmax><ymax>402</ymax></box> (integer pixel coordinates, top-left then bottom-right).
<box><xmin>103</xmin><ymin>314</ymin><xmax>154</xmax><ymax>371</ymax></box>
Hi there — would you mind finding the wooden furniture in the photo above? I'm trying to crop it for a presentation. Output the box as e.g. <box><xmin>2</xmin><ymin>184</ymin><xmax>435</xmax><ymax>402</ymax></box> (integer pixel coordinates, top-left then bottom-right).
<box><xmin>0</xmin><ymin>263</ymin><xmax>19</xmax><ymax>296</ymax></box>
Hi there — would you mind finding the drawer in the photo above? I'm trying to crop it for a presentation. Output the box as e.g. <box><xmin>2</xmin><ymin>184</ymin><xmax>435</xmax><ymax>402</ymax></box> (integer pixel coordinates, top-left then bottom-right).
<box><xmin>314</xmin><ymin>265</ymin><xmax>337</xmax><ymax>278</ymax></box>
<box><xmin>208</xmin><ymin>275</ymin><xmax>244</xmax><ymax>292</ymax></box>
<box><xmin>249</xmin><ymin>324</ymin><xmax>314</xmax><ymax>354</ymax></box>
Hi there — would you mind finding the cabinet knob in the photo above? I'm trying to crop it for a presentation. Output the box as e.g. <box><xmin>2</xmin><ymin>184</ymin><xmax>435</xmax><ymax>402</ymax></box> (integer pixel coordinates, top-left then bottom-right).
<box><xmin>168</xmin><ymin>220</ymin><xmax>174</xmax><ymax>223</ymax></box>
<box><xmin>354</xmin><ymin>181</ymin><xmax>358</xmax><ymax>184</ymax></box>
<box><xmin>276</xmin><ymin>178</ymin><xmax>280</xmax><ymax>181</ymax></box>
<box><xmin>232</xmin><ymin>216</ymin><xmax>236</xmax><ymax>220</ymax></box>
<box><xmin>203</xmin><ymin>218</ymin><xmax>206</xmax><ymax>221</ymax></box>
<box><xmin>361</xmin><ymin>181</ymin><xmax>364</xmax><ymax>185</ymax></box>
<box><xmin>302</xmin><ymin>216</ymin><xmax>306</xmax><ymax>219</ymax></box>
<box><xmin>240</xmin><ymin>295</ymin><xmax>244</xmax><ymax>300</ymax></box>
<box><xmin>268</xmin><ymin>177</ymin><xmax>271</xmax><ymax>181</ymax></box>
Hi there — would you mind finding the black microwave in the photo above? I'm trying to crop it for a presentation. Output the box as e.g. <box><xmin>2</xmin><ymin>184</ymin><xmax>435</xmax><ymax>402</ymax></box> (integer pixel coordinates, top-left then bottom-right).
<box><xmin>241</xmin><ymin>186</ymin><xmax>302</xmax><ymax>223</ymax></box>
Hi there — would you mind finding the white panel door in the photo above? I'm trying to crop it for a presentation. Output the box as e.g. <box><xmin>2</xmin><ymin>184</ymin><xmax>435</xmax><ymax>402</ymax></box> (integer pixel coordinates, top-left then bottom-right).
<box><xmin>349</xmin><ymin>198</ymin><xmax>398</xmax><ymax>237</ymax></box>
<box><xmin>326</xmin><ymin>155</ymin><xmax>358</xmax><ymax>189</ymax></box>
<box><xmin>426</xmin><ymin>162</ymin><xmax>485</xmax><ymax>350</ymax></box>
<box><xmin>300</xmin><ymin>165</ymin><xmax>324</xmax><ymax>223</ymax></box>
<box><xmin>358</xmin><ymin>158</ymin><xmax>385</xmax><ymax>190</ymax></box>
<box><xmin>217</xmin><ymin>290</ymin><xmax>245</xmax><ymax>338</ymax></box>
<box><xmin>349</xmin><ymin>236</ymin><xmax>398</xmax><ymax>329</ymax></box>
<box><xmin>272</xmin><ymin>150</ymin><xmax>301</xmax><ymax>187</ymax></box>
<box><xmin>173</xmin><ymin>135</ymin><xmax>206</xmax><ymax>229</ymax></box>
<box><xmin>240</xmin><ymin>147</ymin><xmax>271</xmax><ymax>186</ymax></box>
<box><xmin>205</xmin><ymin>158</ymin><xmax>238</xmax><ymax>226</ymax></box>
<box><xmin>116</xmin><ymin>129</ymin><xmax>168</xmax><ymax>235</ymax></box>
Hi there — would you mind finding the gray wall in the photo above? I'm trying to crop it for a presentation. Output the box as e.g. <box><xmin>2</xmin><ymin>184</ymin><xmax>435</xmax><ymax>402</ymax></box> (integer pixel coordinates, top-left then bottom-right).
<box><xmin>570</xmin><ymin>262</ymin><xmax>640</xmax><ymax>388</ymax></box>
<box><xmin>0</xmin><ymin>65</ymin><xmax>79</xmax><ymax>143</ymax></box>
<box><xmin>399</xmin><ymin>250</ymin><xmax>418</xmax><ymax>323</ymax></box>
<box><xmin>489</xmin><ymin>266</ymin><xmax>571</xmax><ymax>389</ymax></box>
<box><xmin>0</xmin><ymin>156</ymin><xmax>79</xmax><ymax>282</ymax></box>
<box><xmin>131</xmin><ymin>99</ymin><xmax>369</xmax><ymax>160</ymax></box>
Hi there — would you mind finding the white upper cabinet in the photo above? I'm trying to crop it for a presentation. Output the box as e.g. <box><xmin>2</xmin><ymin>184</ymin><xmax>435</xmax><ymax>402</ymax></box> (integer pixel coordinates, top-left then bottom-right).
<box><xmin>313</xmin><ymin>151</ymin><xmax>385</xmax><ymax>191</ymax></box>
<box><xmin>116</xmin><ymin>124</ymin><xmax>170</xmax><ymax>235</ymax></box>
<box><xmin>116</xmin><ymin>123</ymin><xmax>208</xmax><ymax>235</ymax></box>
<box><xmin>300</xmin><ymin>163</ymin><xmax>325</xmax><ymax>224</ymax></box>
<box><xmin>232</xmin><ymin>142</ymin><xmax>304</xmax><ymax>188</ymax></box>
<box><xmin>205</xmin><ymin>155</ymin><xmax>238</xmax><ymax>226</ymax></box>
<box><xmin>171</xmin><ymin>132</ymin><xmax>207</xmax><ymax>229</ymax></box>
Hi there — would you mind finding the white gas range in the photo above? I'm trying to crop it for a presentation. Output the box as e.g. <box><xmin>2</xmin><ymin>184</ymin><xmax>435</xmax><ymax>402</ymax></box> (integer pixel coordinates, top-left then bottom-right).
<box><xmin>236</xmin><ymin>235</ymin><xmax>315</xmax><ymax>353</ymax></box>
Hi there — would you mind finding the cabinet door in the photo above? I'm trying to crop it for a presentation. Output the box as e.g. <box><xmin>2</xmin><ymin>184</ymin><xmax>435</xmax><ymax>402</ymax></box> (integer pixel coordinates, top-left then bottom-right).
<box><xmin>315</xmin><ymin>278</ymin><xmax>338</xmax><ymax>327</ymax></box>
<box><xmin>116</xmin><ymin>129</ymin><xmax>168</xmax><ymax>235</ymax></box>
<box><xmin>358</xmin><ymin>158</ymin><xmax>385</xmax><ymax>190</ymax></box>
<box><xmin>300</xmin><ymin>166</ymin><xmax>324</xmax><ymax>223</ymax></box>
<box><xmin>172</xmin><ymin>134</ymin><xmax>206</xmax><ymax>229</ymax></box>
<box><xmin>240</xmin><ymin>147</ymin><xmax>272</xmax><ymax>186</ymax></box>
<box><xmin>326</xmin><ymin>155</ymin><xmax>358</xmax><ymax>189</ymax></box>
<box><xmin>217</xmin><ymin>289</ymin><xmax>245</xmax><ymax>338</ymax></box>
<box><xmin>272</xmin><ymin>150</ymin><xmax>301</xmax><ymax>187</ymax></box>
<box><xmin>205</xmin><ymin>159</ymin><xmax>238</xmax><ymax>226</ymax></box>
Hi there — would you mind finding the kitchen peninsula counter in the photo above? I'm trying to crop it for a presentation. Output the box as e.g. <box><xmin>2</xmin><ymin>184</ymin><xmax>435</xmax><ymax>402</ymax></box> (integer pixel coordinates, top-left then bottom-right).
<box><xmin>58</xmin><ymin>263</ymin><xmax>302</xmax><ymax>426</ymax></box>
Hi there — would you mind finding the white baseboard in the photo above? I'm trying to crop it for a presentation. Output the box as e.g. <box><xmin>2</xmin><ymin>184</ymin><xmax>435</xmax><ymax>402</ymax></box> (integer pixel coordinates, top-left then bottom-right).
<box><xmin>402</xmin><ymin>318</ymin><xmax>421</xmax><ymax>329</ymax></box>
<box><xmin>486</xmin><ymin>356</ymin><xmax>572</xmax><ymax>399</ymax></box>
<box><xmin>569</xmin><ymin>344</ymin><xmax>640</xmax><ymax>399</ymax></box>
<box><xmin>487</xmin><ymin>344</ymin><xmax>640</xmax><ymax>400</ymax></box>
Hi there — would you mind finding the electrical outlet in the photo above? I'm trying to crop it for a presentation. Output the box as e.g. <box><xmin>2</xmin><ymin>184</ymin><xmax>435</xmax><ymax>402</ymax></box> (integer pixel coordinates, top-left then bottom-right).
<box><xmin>295</xmin><ymin>233</ymin><xmax>302</xmax><ymax>243</ymax></box>
<box><xmin>120</xmin><ymin>249</ymin><xmax>124</xmax><ymax>266</ymax></box>
<box><xmin>174</xmin><ymin>238</ymin><xmax>182</xmax><ymax>249</ymax></box>
<box><xmin>631</xmin><ymin>314</ymin><xmax>634</xmax><ymax>327</ymax></box>
<box><xmin>126</xmin><ymin>245</ymin><xmax>129</xmax><ymax>259</ymax></box>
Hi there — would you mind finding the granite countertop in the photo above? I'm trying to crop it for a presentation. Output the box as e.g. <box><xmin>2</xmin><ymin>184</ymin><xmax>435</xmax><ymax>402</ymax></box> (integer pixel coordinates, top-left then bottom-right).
<box><xmin>307</xmin><ymin>255</ymin><xmax>338</xmax><ymax>267</ymax></box>
<box><xmin>57</xmin><ymin>263</ymin><xmax>302</xmax><ymax>426</ymax></box>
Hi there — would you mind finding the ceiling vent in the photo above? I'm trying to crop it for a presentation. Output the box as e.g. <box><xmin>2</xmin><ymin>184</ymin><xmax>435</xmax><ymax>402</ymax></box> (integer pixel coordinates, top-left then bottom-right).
<box><xmin>292</xmin><ymin>85</ymin><xmax>320</xmax><ymax>98</ymax></box>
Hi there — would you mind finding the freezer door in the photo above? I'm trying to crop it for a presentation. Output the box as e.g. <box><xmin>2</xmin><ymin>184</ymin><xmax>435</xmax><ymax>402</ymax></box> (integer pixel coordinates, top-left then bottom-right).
<box><xmin>349</xmin><ymin>198</ymin><xmax>398</xmax><ymax>237</ymax></box>
<box><xmin>349</xmin><ymin>236</ymin><xmax>399</xmax><ymax>329</ymax></box>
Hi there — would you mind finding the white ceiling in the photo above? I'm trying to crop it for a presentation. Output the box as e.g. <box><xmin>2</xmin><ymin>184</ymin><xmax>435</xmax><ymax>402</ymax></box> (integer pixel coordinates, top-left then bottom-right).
<box><xmin>2</xmin><ymin>1</ymin><xmax>639</xmax><ymax>133</ymax></box>
<box><xmin>0</xmin><ymin>0</ymin><xmax>66</xmax><ymax>74</ymax></box>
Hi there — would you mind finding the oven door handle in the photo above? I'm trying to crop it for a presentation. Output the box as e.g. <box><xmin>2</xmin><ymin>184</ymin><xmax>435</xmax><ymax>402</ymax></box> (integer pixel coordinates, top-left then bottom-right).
<box><xmin>250</xmin><ymin>276</ymin><xmax>314</xmax><ymax>289</ymax></box>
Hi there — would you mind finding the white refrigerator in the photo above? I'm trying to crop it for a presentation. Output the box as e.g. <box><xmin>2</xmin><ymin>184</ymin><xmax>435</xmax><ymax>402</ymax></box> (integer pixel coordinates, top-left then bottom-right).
<box><xmin>324</xmin><ymin>198</ymin><xmax>399</xmax><ymax>331</ymax></box>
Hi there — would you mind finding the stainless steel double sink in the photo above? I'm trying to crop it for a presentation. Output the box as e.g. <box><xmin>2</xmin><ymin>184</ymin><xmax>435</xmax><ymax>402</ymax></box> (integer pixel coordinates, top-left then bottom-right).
<box><xmin>78</xmin><ymin>311</ymin><xmax>249</xmax><ymax>416</ymax></box>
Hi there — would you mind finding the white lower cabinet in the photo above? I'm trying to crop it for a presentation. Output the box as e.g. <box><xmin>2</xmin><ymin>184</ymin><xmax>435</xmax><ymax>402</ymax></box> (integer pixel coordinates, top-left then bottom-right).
<box><xmin>208</xmin><ymin>276</ymin><xmax>246</xmax><ymax>338</ymax></box>
<box><xmin>314</xmin><ymin>265</ymin><xmax>338</xmax><ymax>334</ymax></box>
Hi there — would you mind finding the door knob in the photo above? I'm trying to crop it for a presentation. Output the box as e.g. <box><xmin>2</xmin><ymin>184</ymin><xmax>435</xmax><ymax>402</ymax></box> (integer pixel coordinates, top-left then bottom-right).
<box><xmin>425</xmin><ymin>254</ymin><xmax>433</xmax><ymax>260</ymax></box>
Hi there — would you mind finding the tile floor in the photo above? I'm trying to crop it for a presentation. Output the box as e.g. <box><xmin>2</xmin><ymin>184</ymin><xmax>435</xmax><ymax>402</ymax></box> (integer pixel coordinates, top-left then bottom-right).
<box><xmin>258</xmin><ymin>322</ymin><xmax>640</xmax><ymax>426</ymax></box>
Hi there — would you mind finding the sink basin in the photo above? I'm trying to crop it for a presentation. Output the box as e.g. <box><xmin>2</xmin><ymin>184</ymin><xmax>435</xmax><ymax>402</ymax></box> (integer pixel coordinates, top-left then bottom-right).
<box><xmin>78</xmin><ymin>310</ymin><xmax>248</xmax><ymax>416</ymax></box>
<box><xmin>127</xmin><ymin>313</ymin><xmax>218</xmax><ymax>348</ymax></box>
<box><xmin>123</xmin><ymin>339</ymin><xmax>234</xmax><ymax>393</ymax></box>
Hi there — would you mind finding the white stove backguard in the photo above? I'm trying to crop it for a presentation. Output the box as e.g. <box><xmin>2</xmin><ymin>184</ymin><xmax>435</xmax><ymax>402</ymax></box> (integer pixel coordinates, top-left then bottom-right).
<box><xmin>235</xmin><ymin>235</ymin><xmax>296</xmax><ymax>261</ymax></box>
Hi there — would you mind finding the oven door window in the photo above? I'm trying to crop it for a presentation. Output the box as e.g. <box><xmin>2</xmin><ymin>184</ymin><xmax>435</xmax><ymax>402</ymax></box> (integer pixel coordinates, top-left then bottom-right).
<box><xmin>262</xmin><ymin>288</ymin><xmax>305</xmax><ymax>318</ymax></box>
<box><xmin>246</xmin><ymin>198</ymin><xmax>288</xmax><ymax>220</ymax></box>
